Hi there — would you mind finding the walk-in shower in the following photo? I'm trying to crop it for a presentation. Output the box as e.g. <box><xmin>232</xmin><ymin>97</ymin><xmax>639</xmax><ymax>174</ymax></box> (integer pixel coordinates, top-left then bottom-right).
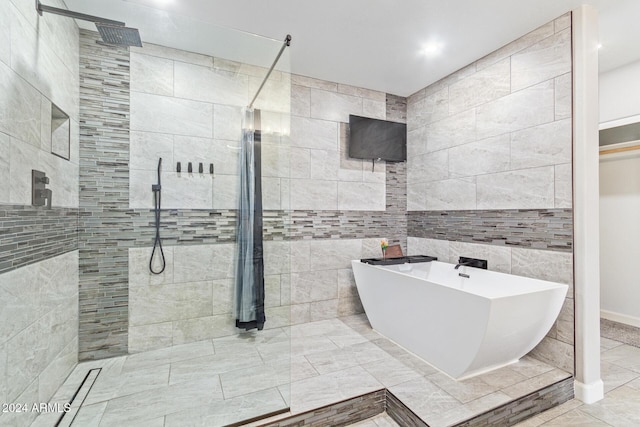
<box><xmin>0</xmin><ymin>1</ymin><xmax>294</xmax><ymax>425</ymax></box>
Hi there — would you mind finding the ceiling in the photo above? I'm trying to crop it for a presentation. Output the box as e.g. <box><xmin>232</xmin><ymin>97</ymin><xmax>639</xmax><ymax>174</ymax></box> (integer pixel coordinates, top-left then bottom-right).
<box><xmin>63</xmin><ymin>0</ymin><xmax>640</xmax><ymax>96</ymax></box>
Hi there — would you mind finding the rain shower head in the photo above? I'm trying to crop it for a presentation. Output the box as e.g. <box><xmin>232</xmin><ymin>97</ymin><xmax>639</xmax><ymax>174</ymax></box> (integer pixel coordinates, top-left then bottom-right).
<box><xmin>36</xmin><ymin>0</ymin><xmax>143</xmax><ymax>47</ymax></box>
<box><xmin>96</xmin><ymin>23</ymin><xmax>143</xmax><ymax>48</ymax></box>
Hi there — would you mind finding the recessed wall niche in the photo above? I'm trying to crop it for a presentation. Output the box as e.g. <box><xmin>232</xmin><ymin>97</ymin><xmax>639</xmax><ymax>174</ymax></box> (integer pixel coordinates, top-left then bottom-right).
<box><xmin>51</xmin><ymin>103</ymin><xmax>70</xmax><ymax>160</ymax></box>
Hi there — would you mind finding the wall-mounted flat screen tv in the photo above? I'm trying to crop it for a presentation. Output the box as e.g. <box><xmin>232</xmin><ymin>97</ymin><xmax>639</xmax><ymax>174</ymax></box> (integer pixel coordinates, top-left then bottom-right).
<box><xmin>348</xmin><ymin>115</ymin><xmax>407</xmax><ymax>162</ymax></box>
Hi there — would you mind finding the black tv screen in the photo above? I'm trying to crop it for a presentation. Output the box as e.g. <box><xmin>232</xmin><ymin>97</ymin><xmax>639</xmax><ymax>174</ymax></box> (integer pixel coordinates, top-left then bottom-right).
<box><xmin>348</xmin><ymin>115</ymin><xmax>407</xmax><ymax>162</ymax></box>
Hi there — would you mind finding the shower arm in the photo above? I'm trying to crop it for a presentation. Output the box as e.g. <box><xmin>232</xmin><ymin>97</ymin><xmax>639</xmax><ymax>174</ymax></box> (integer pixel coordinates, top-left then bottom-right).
<box><xmin>248</xmin><ymin>34</ymin><xmax>292</xmax><ymax>109</ymax></box>
<box><xmin>36</xmin><ymin>0</ymin><xmax>125</xmax><ymax>26</ymax></box>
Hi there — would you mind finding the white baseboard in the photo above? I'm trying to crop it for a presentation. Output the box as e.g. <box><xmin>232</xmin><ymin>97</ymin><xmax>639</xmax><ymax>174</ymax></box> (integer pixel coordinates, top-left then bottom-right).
<box><xmin>574</xmin><ymin>379</ymin><xmax>604</xmax><ymax>404</ymax></box>
<box><xmin>601</xmin><ymin>309</ymin><xmax>640</xmax><ymax>328</ymax></box>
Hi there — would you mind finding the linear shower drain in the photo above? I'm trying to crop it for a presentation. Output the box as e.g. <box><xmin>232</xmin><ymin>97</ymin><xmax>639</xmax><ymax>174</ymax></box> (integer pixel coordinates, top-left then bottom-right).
<box><xmin>55</xmin><ymin>368</ymin><xmax>101</xmax><ymax>427</ymax></box>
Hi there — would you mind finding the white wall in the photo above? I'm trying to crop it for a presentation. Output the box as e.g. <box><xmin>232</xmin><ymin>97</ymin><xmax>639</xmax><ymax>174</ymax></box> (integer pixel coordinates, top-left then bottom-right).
<box><xmin>599</xmin><ymin>151</ymin><xmax>640</xmax><ymax>326</ymax></box>
<box><xmin>600</xmin><ymin>59</ymin><xmax>640</xmax><ymax>124</ymax></box>
<box><xmin>599</xmin><ymin>60</ymin><xmax>640</xmax><ymax>326</ymax></box>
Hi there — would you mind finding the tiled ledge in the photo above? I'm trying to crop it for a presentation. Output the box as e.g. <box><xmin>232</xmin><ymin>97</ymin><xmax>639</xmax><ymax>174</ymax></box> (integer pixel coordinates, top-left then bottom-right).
<box><xmin>251</xmin><ymin>377</ymin><xmax>574</xmax><ymax>427</ymax></box>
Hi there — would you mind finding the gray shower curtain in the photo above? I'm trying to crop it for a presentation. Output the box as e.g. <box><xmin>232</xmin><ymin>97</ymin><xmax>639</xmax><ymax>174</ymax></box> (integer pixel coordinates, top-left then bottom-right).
<box><xmin>234</xmin><ymin>108</ymin><xmax>266</xmax><ymax>331</ymax></box>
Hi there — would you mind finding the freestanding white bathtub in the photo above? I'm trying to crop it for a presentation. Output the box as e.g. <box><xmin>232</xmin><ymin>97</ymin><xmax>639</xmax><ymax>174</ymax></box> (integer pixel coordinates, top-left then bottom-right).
<box><xmin>351</xmin><ymin>259</ymin><xmax>568</xmax><ymax>379</ymax></box>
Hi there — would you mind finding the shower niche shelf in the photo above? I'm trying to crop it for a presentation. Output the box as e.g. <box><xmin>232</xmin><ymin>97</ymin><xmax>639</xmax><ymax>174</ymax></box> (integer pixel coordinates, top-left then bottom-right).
<box><xmin>50</xmin><ymin>103</ymin><xmax>70</xmax><ymax>160</ymax></box>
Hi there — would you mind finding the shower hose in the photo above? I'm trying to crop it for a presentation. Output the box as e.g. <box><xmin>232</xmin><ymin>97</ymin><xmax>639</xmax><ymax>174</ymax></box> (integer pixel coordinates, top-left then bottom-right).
<box><xmin>149</xmin><ymin>158</ymin><xmax>166</xmax><ymax>274</ymax></box>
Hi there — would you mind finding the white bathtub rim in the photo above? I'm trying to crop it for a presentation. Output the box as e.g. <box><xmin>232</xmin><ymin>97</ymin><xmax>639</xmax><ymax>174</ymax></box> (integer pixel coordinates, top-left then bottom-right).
<box><xmin>352</xmin><ymin>260</ymin><xmax>569</xmax><ymax>299</ymax></box>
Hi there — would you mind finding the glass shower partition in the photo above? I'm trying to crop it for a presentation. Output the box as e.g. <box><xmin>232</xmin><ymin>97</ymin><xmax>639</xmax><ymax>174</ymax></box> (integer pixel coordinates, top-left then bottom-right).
<box><xmin>67</xmin><ymin>1</ymin><xmax>293</xmax><ymax>424</ymax></box>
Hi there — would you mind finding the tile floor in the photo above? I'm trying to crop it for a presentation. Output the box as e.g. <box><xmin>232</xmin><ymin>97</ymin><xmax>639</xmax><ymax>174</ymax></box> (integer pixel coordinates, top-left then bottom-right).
<box><xmin>514</xmin><ymin>337</ymin><xmax>640</xmax><ymax>426</ymax></box>
<box><xmin>32</xmin><ymin>315</ymin><xmax>571</xmax><ymax>427</ymax></box>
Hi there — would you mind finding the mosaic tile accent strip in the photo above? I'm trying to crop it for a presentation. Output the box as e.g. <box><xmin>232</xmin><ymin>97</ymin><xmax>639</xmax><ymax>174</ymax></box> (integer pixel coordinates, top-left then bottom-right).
<box><xmin>259</xmin><ymin>390</ymin><xmax>385</xmax><ymax>427</ymax></box>
<box><xmin>453</xmin><ymin>377</ymin><xmax>574</xmax><ymax>427</ymax></box>
<box><xmin>385</xmin><ymin>162</ymin><xmax>407</xmax><ymax>253</ymax></box>
<box><xmin>386</xmin><ymin>94</ymin><xmax>407</xmax><ymax>124</ymax></box>
<box><xmin>78</xmin><ymin>29</ymin><xmax>131</xmax><ymax>360</ymax></box>
<box><xmin>0</xmin><ymin>205</ymin><xmax>78</xmax><ymax>274</ymax></box>
<box><xmin>125</xmin><ymin>209</ymin><xmax>404</xmax><ymax>246</ymax></box>
<box><xmin>408</xmin><ymin>209</ymin><xmax>573</xmax><ymax>252</ymax></box>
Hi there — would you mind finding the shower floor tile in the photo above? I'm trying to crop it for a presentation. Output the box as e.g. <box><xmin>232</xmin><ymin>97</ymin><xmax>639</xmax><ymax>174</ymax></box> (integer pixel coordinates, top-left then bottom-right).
<box><xmin>33</xmin><ymin>315</ymin><xmax>570</xmax><ymax>427</ymax></box>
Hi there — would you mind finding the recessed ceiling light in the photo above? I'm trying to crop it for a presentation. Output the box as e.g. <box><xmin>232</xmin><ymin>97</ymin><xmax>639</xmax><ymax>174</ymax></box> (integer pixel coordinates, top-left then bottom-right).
<box><xmin>422</xmin><ymin>42</ymin><xmax>443</xmax><ymax>56</ymax></box>
<box><xmin>597</xmin><ymin>43</ymin><xmax>603</xmax><ymax>49</ymax></box>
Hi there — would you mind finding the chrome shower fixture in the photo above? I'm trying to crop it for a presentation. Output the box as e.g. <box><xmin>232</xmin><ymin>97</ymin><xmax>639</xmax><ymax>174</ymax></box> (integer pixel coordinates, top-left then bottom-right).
<box><xmin>36</xmin><ymin>0</ymin><xmax>143</xmax><ymax>47</ymax></box>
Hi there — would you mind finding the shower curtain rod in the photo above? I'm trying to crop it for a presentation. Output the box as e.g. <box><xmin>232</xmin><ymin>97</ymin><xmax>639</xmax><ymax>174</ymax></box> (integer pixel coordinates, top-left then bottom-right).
<box><xmin>248</xmin><ymin>34</ymin><xmax>292</xmax><ymax>109</ymax></box>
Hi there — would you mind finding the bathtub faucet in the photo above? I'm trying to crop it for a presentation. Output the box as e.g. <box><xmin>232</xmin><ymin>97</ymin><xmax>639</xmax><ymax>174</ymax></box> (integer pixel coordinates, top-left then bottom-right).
<box><xmin>454</xmin><ymin>260</ymin><xmax>475</xmax><ymax>269</ymax></box>
<box><xmin>454</xmin><ymin>257</ymin><xmax>488</xmax><ymax>270</ymax></box>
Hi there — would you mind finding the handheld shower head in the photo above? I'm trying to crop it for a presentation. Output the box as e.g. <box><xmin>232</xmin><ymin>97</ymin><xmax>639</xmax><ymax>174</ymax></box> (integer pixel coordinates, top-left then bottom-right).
<box><xmin>152</xmin><ymin>158</ymin><xmax>162</xmax><ymax>192</ymax></box>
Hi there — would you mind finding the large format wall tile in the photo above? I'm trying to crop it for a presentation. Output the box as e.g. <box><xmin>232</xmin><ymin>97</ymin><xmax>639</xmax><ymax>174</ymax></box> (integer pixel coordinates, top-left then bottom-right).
<box><xmin>476</xmin><ymin>80</ymin><xmax>554</xmax><ymax>140</ymax></box>
<box><xmin>213</xmin><ymin>105</ymin><xmax>243</xmax><ymax>141</ymax></box>
<box><xmin>131</xmin><ymin>91</ymin><xmax>213</xmax><ymax>138</ymax></box>
<box><xmin>448</xmin><ymin>58</ymin><xmax>511</xmax><ymax>115</ymax></box>
<box><xmin>476</xmin><ymin>167</ymin><xmax>555</xmax><ymax>209</ymax></box>
<box><xmin>0</xmin><ymin>61</ymin><xmax>42</xmax><ymax>146</ymax></box>
<box><xmin>425</xmin><ymin>108</ymin><xmax>476</xmax><ymax>152</ymax></box>
<box><xmin>174</xmin><ymin>62</ymin><xmax>248</xmax><ymax>106</ymax></box>
<box><xmin>475</xmin><ymin>22</ymin><xmax>555</xmax><ymax>71</ymax></box>
<box><xmin>511</xmin><ymin>29</ymin><xmax>571</xmax><ymax>92</ymax></box>
<box><xmin>310</xmin><ymin>89</ymin><xmax>363</xmax><ymax>122</ymax></box>
<box><xmin>554</xmin><ymin>163</ymin><xmax>572</xmax><ymax>208</ymax></box>
<box><xmin>510</xmin><ymin>119</ymin><xmax>571</xmax><ymax>169</ymax></box>
<box><xmin>131</xmin><ymin>42</ymin><xmax>212</xmax><ymax>67</ymax></box>
<box><xmin>555</xmin><ymin>73</ymin><xmax>572</xmax><ymax>120</ymax></box>
<box><xmin>173</xmin><ymin>244</ymin><xmax>235</xmax><ymax>282</ymax></box>
<box><xmin>291</xmin><ymin>84</ymin><xmax>311</xmax><ymax>117</ymax></box>
<box><xmin>411</xmin><ymin>87</ymin><xmax>449</xmax><ymax>130</ymax></box>
<box><xmin>448</xmin><ymin>134</ymin><xmax>511</xmax><ymax>178</ymax></box>
<box><xmin>0</xmin><ymin>1</ymin><xmax>10</xmax><ymax>66</ymax></box>
<box><xmin>290</xmin><ymin>179</ymin><xmax>338</xmax><ymax>210</ymax></box>
<box><xmin>130</xmin><ymin>281</ymin><xmax>213</xmax><ymax>326</ymax></box>
<box><xmin>290</xmin><ymin>116</ymin><xmax>338</xmax><ymax>151</ymax></box>
<box><xmin>10</xmin><ymin>6</ymin><xmax>79</xmax><ymax>120</ymax></box>
<box><xmin>0</xmin><ymin>133</ymin><xmax>10</xmax><ymax>201</ymax></box>
<box><xmin>291</xmin><ymin>270</ymin><xmax>338</xmax><ymax>304</ymax></box>
<box><xmin>511</xmin><ymin>248</ymin><xmax>573</xmax><ymax>286</ymax></box>
<box><xmin>130</xmin><ymin>53</ymin><xmax>174</xmax><ymax>96</ymax></box>
<box><xmin>425</xmin><ymin>179</ymin><xmax>477</xmax><ymax>210</ymax></box>
<box><xmin>249</xmin><ymin>74</ymin><xmax>291</xmax><ymax>113</ymax></box>
<box><xmin>0</xmin><ymin>251</ymin><xmax>78</xmax><ymax>406</ymax></box>
<box><xmin>408</xmin><ymin>150</ymin><xmax>449</xmax><ymax>184</ymax></box>
<box><xmin>338</xmin><ymin>181</ymin><xmax>386</xmax><ymax>211</ymax></box>
<box><xmin>130</xmin><ymin>131</ymin><xmax>174</xmax><ymax>172</ymax></box>
<box><xmin>309</xmin><ymin>239</ymin><xmax>363</xmax><ymax>271</ymax></box>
